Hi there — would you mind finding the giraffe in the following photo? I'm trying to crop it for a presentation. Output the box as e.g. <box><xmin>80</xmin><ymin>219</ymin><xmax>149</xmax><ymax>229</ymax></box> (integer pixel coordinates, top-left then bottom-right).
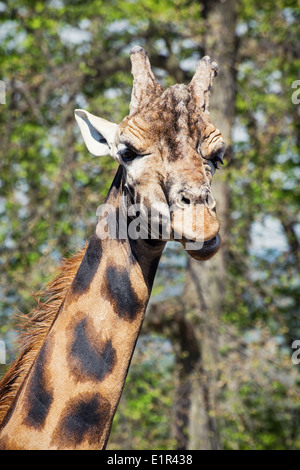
<box><xmin>0</xmin><ymin>46</ymin><xmax>225</xmax><ymax>450</ymax></box>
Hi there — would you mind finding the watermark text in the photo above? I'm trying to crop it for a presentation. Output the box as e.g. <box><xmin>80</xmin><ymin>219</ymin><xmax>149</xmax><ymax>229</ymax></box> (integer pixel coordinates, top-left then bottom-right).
<box><xmin>292</xmin><ymin>80</ymin><xmax>300</xmax><ymax>105</ymax></box>
<box><xmin>291</xmin><ymin>340</ymin><xmax>300</xmax><ymax>365</ymax></box>
<box><xmin>0</xmin><ymin>340</ymin><xmax>6</xmax><ymax>364</ymax></box>
<box><xmin>0</xmin><ymin>80</ymin><xmax>5</xmax><ymax>104</ymax></box>
<box><xmin>95</xmin><ymin>198</ymin><xmax>206</xmax><ymax>250</ymax></box>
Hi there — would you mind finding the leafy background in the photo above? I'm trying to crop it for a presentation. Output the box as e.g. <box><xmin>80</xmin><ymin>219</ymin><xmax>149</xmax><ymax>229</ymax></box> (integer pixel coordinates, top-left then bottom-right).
<box><xmin>0</xmin><ymin>0</ymin><xmax>299</xmax><ymax>449</ymax></box>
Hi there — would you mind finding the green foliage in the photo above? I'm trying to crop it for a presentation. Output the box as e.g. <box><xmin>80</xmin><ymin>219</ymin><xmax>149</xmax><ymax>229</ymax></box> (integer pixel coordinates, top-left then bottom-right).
<box><xmin>225</xmin><ymin>0</ymin><xmax>300</xmax><ymax>339</ymax></box>
<box><xmin>222</xmin><ymin>378</ymin><xmax>300</xmax><ymax>450</ymax></box>
<box><xmin>108</xmin><ymin>336</ymin><xmax>176</xmax><ymax>450</ymax></box>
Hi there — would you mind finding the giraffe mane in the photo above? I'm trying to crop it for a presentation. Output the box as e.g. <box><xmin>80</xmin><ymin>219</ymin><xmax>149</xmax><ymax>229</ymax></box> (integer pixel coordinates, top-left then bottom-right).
<box><xmin>0</xmin><ymin>244</ymin><xmax>87</xmax><ymax>427</ymax></box>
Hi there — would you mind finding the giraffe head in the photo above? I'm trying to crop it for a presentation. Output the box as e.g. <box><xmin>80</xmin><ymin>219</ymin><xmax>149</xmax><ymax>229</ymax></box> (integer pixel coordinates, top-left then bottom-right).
<box><xmin>75</xmin><ymin>46</ymin><xmax>225</xmax><ymax>260</ymax></box>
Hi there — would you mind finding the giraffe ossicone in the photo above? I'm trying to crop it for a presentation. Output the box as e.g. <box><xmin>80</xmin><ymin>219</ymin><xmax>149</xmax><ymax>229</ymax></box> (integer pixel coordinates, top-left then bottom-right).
<box><xmin>0</xmin><ymin>46</ymin><xmax>225</xmax><ymax>450</ymax></box>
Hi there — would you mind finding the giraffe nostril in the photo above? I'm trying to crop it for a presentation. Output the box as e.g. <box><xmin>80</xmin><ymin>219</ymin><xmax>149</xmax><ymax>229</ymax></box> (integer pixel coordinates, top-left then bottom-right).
<box><xmin>205</xmin><ymin>192</ymin><xmax>215</xmax><ymax>209</ymax></box>
<box><xmin>177</xmin><ymin>188</ymin><xmax>215</xmax><ymax>208</ymax></box>
<box><xmin>176</xmin><ymin>191</ymin><xmax>192</xmax><ymax>208</ymax></box>
<box><xmin>181</xmin><ymin>195</ymin><xmax>191</xmax><ymax>206</ymax></box>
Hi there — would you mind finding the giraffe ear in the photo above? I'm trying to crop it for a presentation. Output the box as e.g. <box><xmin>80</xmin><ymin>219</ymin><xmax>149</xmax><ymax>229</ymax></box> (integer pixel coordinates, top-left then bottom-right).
<box><xmin>75</xmin><ymin>109</ymin><xmax>118</xmax><ymax>159</ymax></box>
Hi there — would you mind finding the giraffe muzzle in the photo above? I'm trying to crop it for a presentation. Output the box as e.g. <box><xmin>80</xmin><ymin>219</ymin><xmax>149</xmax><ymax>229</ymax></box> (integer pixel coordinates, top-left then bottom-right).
<box><xmin>171</xmin><ymin>185</ymin><xmax>220</xmax><ymax>250</ymax></box>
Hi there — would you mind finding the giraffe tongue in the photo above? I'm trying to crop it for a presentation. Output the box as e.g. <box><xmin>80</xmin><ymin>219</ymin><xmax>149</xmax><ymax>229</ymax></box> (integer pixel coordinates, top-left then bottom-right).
<box><xmin>203</xmin><ymin>237</ymin><xmax>216</xmax><ymax>247</ymax></box>
<box><xmin>182</xmin><ymin>235</ymin><xmax>220</xmax><ymax>261</ymax></box>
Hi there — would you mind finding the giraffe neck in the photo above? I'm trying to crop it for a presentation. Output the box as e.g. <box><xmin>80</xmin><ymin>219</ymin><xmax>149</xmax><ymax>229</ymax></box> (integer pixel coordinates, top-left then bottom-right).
<box><xmin>0</xmin><ymin>166</ymin><xmax>165</xmax><ymax>450</ymax></box>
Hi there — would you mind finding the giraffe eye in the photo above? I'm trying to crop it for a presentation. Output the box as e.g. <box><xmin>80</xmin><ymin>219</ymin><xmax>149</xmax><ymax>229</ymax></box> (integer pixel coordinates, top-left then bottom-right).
<box><xmin>119</xmin><ymin>148</ymin><xmax>139</xmax><ymax>163</ymax></box>
<box><xmin>211</xmin><ymin>153</ymin><xmax>224</xmax><ymax>170</ymax></box>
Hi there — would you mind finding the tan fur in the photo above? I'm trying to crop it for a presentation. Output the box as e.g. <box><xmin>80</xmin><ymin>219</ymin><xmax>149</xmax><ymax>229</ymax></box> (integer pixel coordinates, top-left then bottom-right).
<box><xmin>0</xmin><ymin>246</ymin><xmax>87</xmax><ymax>426</ymax></box>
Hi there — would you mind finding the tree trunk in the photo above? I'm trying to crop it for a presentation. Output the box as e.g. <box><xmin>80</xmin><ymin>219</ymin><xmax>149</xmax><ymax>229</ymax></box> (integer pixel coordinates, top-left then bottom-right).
<box><xmin>174</xmin><ymin>0</ymin><xmax>238</xmax><ymax>450</ymax></box>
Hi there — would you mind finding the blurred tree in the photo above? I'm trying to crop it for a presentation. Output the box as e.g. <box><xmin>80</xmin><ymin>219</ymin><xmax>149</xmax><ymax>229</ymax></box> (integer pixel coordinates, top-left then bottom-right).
<box><xmin>175</xmin><ymin>0</ymin><xmax>237</xmax><ymax>450</ymax></box>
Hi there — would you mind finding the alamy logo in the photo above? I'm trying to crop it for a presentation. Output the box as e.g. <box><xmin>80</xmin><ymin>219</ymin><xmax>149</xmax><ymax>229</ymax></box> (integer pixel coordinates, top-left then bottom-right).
<box><xmin>291</xmin><ymin>80</ymin><xmax>300</xmax><ymax>105</ymax></box>
<box><xmin>0</xmin><ymin>80</ymin><xmax>5</xmax><ymax>104</ymax></box>
<box><xmin>0</xmin><ymin>340</ymin><xmax>6</xmax><ymax>365</ymax></box>
<box><xmin>95</xmin><ymin>197</ymin><xmax>205</xmax><ymax>250</ymax></box>
<box><xmin>291</xmin><ymin>340</ymin><xmax>300</xmax><ymax>365</ymax></box>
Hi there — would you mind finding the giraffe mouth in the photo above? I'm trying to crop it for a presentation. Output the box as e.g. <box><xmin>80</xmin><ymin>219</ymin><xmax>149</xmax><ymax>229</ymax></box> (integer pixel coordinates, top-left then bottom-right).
<box><xmin>203</xmin><ymin>236</ymin><xmax>218</xmax><ymax>247</ymax></box>
<box><xmin>182</xmin><ymin>234</ymin><xmax>220</xmax><ymax>261</ymax></box>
